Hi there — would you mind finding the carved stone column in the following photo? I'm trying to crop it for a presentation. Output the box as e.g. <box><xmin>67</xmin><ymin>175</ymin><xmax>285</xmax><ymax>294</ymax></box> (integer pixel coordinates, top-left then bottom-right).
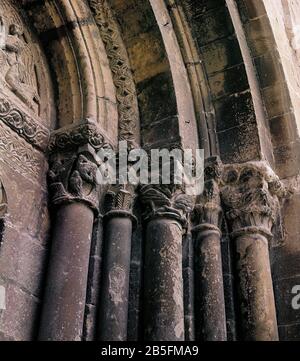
<box><xmin>39</xmin><ymin>148</ymin><xmax>101</xmax><ymax>341</ymax></box>
<box><xmin>140</xmin><ymin>184</ymin><xmax>193</xmax><ymax>341</ymax></box>
<box><xmin>192</xmin><ymin>157</ymin><xmax>227</xmax><ymax>341</ymax></box>
<box><xmin>221</xmin><ymin>162</ymin><xmax>285</xmax><ymax>341</ymax></box>
<box><xmin>98</xmin><ymin>185</ymin><xmax>136</xmax><ymax>341</ymax></box>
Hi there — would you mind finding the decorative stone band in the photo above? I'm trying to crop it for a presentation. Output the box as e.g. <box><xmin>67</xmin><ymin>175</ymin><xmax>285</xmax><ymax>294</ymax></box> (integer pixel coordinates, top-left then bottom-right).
<box><xmin>192</xmin><ymin>223</ymin><xmax>221</xmax><ymax>238</ymax></box>
<box><xmin>90</xmin><ymin>0</ymin><xmax>140</xmax><ymax>149</ymax></box>
<box><xmin>48</xmin><ymin>122</ymin><xmax>114</xmax><ymax>153</ymax></box>
<box><xmin>140</xmin><ymin>184</ymin><xmax>194</xmax><ymax>229</ymax></box>
<box><xmin>220</xmin><ymin>161</ymin><xmax>286</xmax><ymax>240</ymax></box>
<box><xmin>0</xmin><ymin>96</ymin><xmax>50</xmax><ymax>152</ymax></box>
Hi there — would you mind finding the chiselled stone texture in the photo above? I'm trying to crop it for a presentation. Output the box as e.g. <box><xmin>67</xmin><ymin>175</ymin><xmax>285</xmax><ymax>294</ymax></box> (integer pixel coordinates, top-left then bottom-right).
<box><xmin>0</xmin><ymin>122</ymin><xmax>46</xmax><ymax>183</ymax></box>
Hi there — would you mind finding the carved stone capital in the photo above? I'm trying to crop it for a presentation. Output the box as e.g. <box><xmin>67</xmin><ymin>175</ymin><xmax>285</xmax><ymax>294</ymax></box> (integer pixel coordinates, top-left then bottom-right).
<box><xmin>192</xmin><ymin>156</ymin><xmax>223</xmax><ymax>234</ymax></box>
<box><xmin>220</xmin><ymin>161</ymin><xmax>285</xmax><ymax>239</ymax></box>
<box><xmin>104</xmin><ymin>184</ymin><xmax>137</xmax><ymax>225</ymax></box>
<box><xmin>48</xmin><ymin>149</ymin><xmax>100</xmax><ymax>212</ymax></box>
<box><xmin>48</xmin><ymin>122</ymin><xmax>114</xmax><ymax>153</ymax></box>
<box><xmin>140</xmin><ymin>184</ymin><xmax>193</xmax><ymax>228</ymax></box>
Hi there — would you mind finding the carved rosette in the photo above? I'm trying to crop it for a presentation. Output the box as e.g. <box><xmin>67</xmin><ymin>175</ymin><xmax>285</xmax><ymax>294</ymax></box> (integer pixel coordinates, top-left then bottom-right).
<box><xmin>220</xmin><ymin>162</ymin><xmax>285</xmax><ymax>240</ymax></box>
<box><xmin>140</xmin><ymin>184</ymin><xmax>194</xmax><ymax>229</ymax></box>
<box><xmin>192</xmin><ymin>156</ymin><xmax>223</xmax><ymax>235</ymax></box>
<box><xmin>48</xmin><ymin>151</ymin><xmax>100</xmax><ymax>212</ymax></box>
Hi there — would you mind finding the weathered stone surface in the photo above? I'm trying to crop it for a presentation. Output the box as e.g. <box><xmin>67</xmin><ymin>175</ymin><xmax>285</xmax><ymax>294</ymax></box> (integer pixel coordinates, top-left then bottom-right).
<box><xmin>38</xmin><ymin>203</ymin><xmax>94</xmax><ymax>341</ymax></box>
<box><xmin>0</xmin><ymin>0</ymin><xmax>300</xmax><ymax>343</ymax></box>
<box><xmin>143</xmin><ymin>219</ymin><xmax>185</xmax><ymax>341</ymax></box>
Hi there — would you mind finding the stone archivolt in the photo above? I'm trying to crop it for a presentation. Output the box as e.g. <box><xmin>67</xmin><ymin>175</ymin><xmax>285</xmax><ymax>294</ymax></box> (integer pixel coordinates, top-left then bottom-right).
<box><xmin>89</xmin><ymin>0</ymin><xmax>140</xmax><ymax>149</ymax></box>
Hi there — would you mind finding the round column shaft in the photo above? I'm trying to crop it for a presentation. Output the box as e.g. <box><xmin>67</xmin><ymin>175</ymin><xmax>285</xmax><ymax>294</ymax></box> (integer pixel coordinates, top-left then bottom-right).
<box><xmin>194</xmin><ymin>225</ymin><xmax>227</xmax><ymax>341</ymax></box>
<box><xmin>144</xmin><ymin>218</ymin><xmax>185</xmax><ymax>341</ymax></box>
<box><xmin>39</xmin><ymin>203</ymin><xmax>94</xmax><ymax>341</ymax></box>
<box><xmin>98</xmin><ymin>213</ymin><xmax>133</xmax><ymax>341</ymax></box>
<box><xmin>234</xmin><ymin>232</ymin><xmax>278</xmax><ymax>341</ymax></box>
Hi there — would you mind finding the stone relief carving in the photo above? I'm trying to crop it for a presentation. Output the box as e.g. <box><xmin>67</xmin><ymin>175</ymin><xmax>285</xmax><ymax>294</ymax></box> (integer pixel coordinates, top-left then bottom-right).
<box><xmin>0</xmin><ymin>96</ymin><xmax>49</xmax><ymax>151</ymax></box>
<box><xmin>104</xmin><ymin>183</ymin><xmax>137</xmax><ymax>226</ymax></box>
<box><xmin>48</xmin><ymin>152</ymin><xmax>100</xmax><ymax>211</ymax></box>
<box><xmin>220</xmin><ymin>162</ymin><xmax>286</xmax><ymax>239</ymax></box>
<box><xmin>0</xmin><ymin>1</ymin><xmax>54</xmax><ymax>155</ymax></box>
<box><xmin>0</xmin><ymin>122</ymin><xmax>44</xmax><ymax>181</ymax></box>
<box><xmin>0</xmin><ymin>6</ymin><xmax>40</xmax><ymax>112</ymax></box>
<box><xmin>49</xmin><ymin>123</ymin><xmax>113</xmax><ymax>153</ymax></box>
<box><xmin>140</xmin><ymin>183</ymin><xmax>194</xmax><ymax>228</ymax></box>
<box><xmin>90</xmin><ymin>0</ymin><xmax>140</xmax><ymax>149</ymax></box>
<box><xmin>192</xmin><ymin>156</ymin><xmax>223</xmax><ymax>229</ymax></box>
<box><xmin>105</xmin><ymin>185</ymin><xmax>135</xmax><ymax>213</ymax></box>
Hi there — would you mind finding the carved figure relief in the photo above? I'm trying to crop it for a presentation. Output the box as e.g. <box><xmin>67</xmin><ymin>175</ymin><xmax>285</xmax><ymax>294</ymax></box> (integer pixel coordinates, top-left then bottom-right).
<box><xmin>48</xmin><ymin>153</ymin><xmax>100</xmax><ymax>211</ymax></box>
<box><xmin>0</xmin><ymin>10</ymin><xmax>39</xmax><ymax>113</ymax></box>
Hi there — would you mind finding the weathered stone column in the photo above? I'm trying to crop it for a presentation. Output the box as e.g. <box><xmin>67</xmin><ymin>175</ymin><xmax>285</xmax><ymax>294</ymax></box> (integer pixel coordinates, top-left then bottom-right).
<box><xmin>39</xmin><ymin>148</ymin><xmax>100</xmax><ymax>341</ymax></box>
<box><xmin>221</xmin><ymin>162</ymin><xmax>285</xmax><ymax>341</ymax></box>
<box><xmin>140</xmin><ymin>184</ymin><xmax>193</xmax><ymax>341</ymax></box>
<box><xmin>192</xmin><ymin>157</ymin><xmax>227</xmax><ymax>341</ymax></box>
<box><xmin>98</xmin><ymin>185</ymin><xmax>136</xmax><ymax>341</ymax></box>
